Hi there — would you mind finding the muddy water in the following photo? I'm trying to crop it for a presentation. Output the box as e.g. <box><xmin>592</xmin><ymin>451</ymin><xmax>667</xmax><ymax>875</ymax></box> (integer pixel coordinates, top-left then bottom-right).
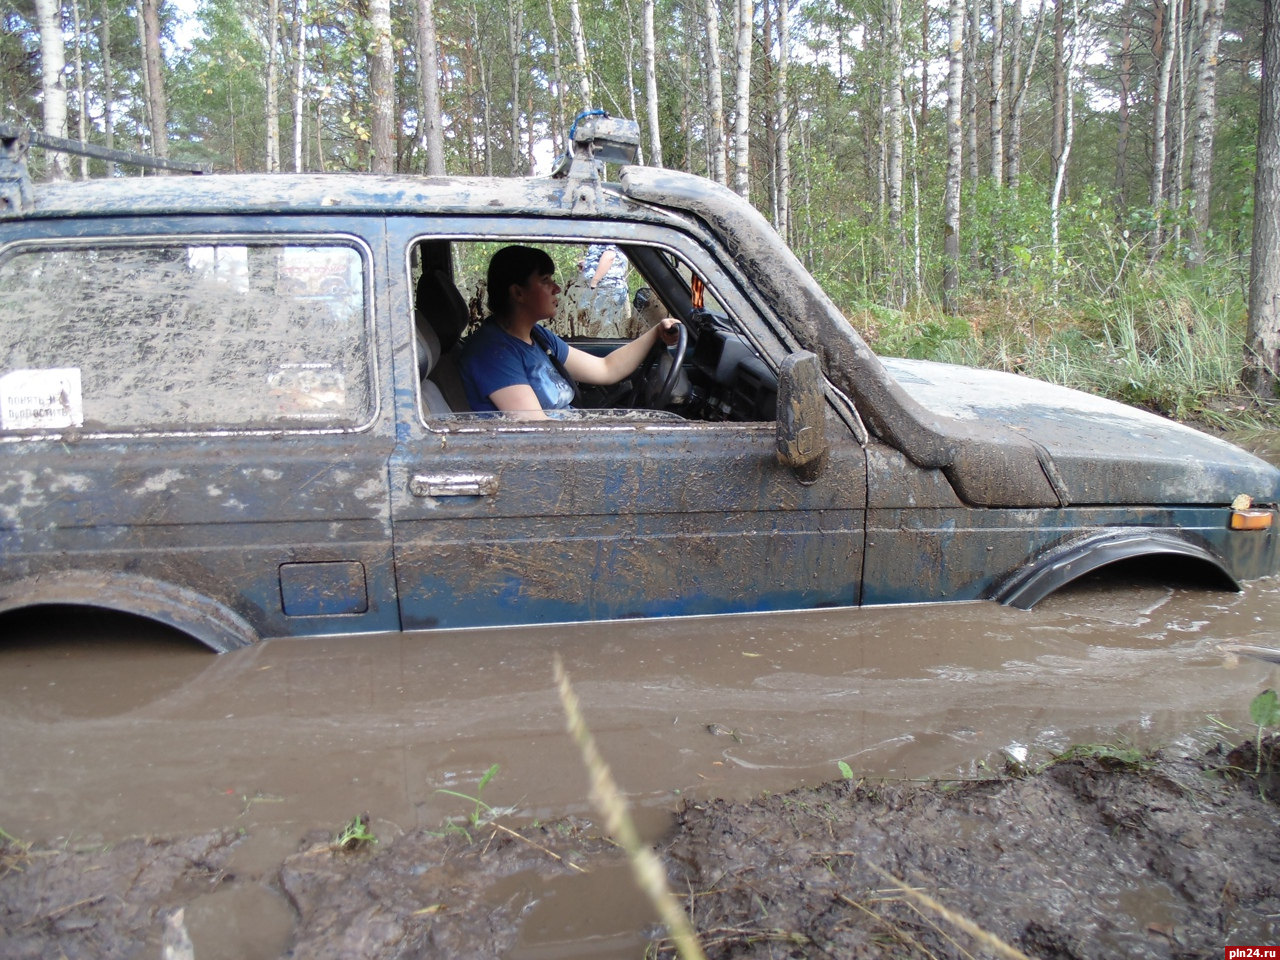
<box><xmin>3</xmin><ymin>430</ymin><xmax>1280</xmax><ymax>957</ymax></box>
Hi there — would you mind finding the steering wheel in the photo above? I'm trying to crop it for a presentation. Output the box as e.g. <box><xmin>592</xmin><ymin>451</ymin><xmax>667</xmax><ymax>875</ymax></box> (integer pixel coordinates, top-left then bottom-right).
<box><xmin>626</xmin><ymin>322</ymin><xmax>687</xmax><ymax>410</ymax></box>
<box><xmin>636</xmin><ymin>323</ymin><xmax>688</xmax><ymax>409</ymax></box>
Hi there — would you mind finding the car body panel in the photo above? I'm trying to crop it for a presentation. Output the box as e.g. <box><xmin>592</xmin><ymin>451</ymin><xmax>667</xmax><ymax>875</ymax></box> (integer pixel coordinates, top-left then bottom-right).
<box><xmin>880</xmin><ymin>357</ymin><xmax>1280</xmax><ymax>506</ymax></box>
<box><xmin>0</xmin><ymin>166</ymin><xmax>1276</xmax><ymax>649</ymax></box>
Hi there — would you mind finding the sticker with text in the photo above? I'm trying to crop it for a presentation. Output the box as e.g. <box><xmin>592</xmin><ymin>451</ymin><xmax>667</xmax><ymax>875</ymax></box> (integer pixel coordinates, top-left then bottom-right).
<box><xmin>0</xmin><ymin>368</ymin><xmax>83</xmax><ymax>431</ymax></box>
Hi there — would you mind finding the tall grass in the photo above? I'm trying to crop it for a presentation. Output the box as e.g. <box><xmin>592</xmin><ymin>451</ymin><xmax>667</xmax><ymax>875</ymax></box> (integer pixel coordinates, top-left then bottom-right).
<box><xmin>855</xmin><ymin>257</ymin><xmax>1253</xmax><ymax>423</ymax></box>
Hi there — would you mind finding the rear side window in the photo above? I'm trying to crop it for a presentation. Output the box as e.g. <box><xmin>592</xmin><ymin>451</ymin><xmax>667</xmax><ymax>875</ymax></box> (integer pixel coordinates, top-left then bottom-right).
<box><xmin>0</xmin><ymin>240</ymin><xmax>373</xmax><ymax>434</ymax></box>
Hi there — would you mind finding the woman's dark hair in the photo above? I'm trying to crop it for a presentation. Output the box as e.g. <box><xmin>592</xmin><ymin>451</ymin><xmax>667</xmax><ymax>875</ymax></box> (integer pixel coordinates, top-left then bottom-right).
<box><xmin>487</xmin><ymin>245</ymin><xmax>556</xmax><ymax>316</ymax></box>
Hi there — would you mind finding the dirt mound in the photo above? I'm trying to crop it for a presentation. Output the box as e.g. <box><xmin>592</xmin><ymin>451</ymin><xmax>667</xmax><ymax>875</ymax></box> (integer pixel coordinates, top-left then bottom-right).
<box><xmin>660</xmin><ymin>744</ymin><xmax>1280</xmax><ymax>959</ymax></box>
<box><xmin>0</xmin><ymin>830</ymin><xmax>239</xmax><ymax>960</ymax></box>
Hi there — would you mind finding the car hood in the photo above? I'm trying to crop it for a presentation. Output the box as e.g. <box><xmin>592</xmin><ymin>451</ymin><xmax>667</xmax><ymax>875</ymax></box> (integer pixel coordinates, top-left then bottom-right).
<box><xmin>880</xmin><ymin>357</ymin><xmax>1280</xmax><ymax>506</ymax></box>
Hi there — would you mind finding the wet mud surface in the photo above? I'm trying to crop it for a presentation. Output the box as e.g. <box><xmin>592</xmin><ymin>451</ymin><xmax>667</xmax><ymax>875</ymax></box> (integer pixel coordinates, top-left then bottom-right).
<box><xmin>4</xmin><ymin>742</ymin><xmax>1279</xmax><ymax>959</ymax></box>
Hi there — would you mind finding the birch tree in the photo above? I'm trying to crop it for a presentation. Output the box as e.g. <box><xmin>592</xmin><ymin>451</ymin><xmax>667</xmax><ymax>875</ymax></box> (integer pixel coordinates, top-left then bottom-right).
<box><xmin>265</xmin><ymin>0</ymin><xmax>280</xmax><ymax>171</ymax></box>
<box><xmin>569</xmin><ymin>0</ymin><xmax>591</xmax><ymax>109</ymax></box>
<box><xmin>292</xmin><ymin>0</ymin><xmax>306</xmax><ymax>172</ymax></box>
<box><xmin>1051</xmin><ymin>0</ymin><xmax>1088</xmax><ymax>268</ymax></box>
<box><xmin>887</xmin><ymin>0</ymin><xmax>904</xmax><ymax>241</ymax></box>
<box><xmin>1188</xmin><ymin>0</ymin><xmax>1225</xmax><ymax>264</ymax></box>
<box><xmin>34</xmin><ymin>0</ymin><xmax>69</xmax><ymax>180</ymax></box>
<box><xmin>704</xmin><ymin>0</ymin><xmax>727</xmax><ymax>184</ymax></box>
<box><xmin>775</xmin><ymin>0</ymin><xmax>789</xmax><ymax>238</ymax></box>
<box><xmin>1114</xmin><ymin>0</ymin><xmax>1133</xmax><ymax>206</ymax></box>
<box><xmin>546</xmin><ymin>0</ymin><xmax>567</xmax><ymax>154</ymax></box>
<box><xmin>508</xmin><ymin>0</ymin><xmax>523</xmax><ymax>174</ymax></box>
<box><xmin>989</xmin><ymin>0</ymin><xmax>1003</xmax><ymax>185</ymax></box>
<box><xmin>368</xmin><ymin>0</ymin><xmax>395</xmax><ymax>172</ymax></box>
<box><xmin>943</xmin><ymin>0</ymin><xmax>964</xmax><ymax>313</ymax></box>
<box><xmin>1007</xmin><ymin>0</ymin><xmax>1047</xmax><ymax>190</ymax></box>
<box><xmin>99</xmin><ymin>0</ymin><xmax>114</xmax><ymax>176</ymax></box>
<box><xmin>1150</xmin><ymin>0</ymin><xmax>1176</xmax><ymax>244</ymax></box>
<box><xmin>419</xmin><ymin>0</ymin><xmax>445</xmax><ymax>174</ymax></box>
<box><xmin>141</xmin><ymin>0</ymin><xmax>169</xmax><ymax>160</ymax></box>
<box><xmin>643</xmin><ymin>0</ymin><xmax>662</xmax><ymax>166</ymax></box>
<box><xmin>1247</xmin><ymin>0</ymin><xmax>1280</xmax><ymax>395</ymax></box>
<box><xmin>732</xmin><ymin>0</ymin><xmax>753</xmax><ymax>199</ymax></box>
<box><xmin>71</xmin><ymin>0</ymin><xmax>88</xmax><ymax>178</ymax></box>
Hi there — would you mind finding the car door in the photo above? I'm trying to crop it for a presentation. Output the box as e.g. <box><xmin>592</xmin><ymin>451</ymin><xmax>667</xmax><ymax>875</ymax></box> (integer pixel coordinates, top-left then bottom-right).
<box><xmin>0</xmin><ymin>216</ymin><xmax>399</xmax><ymax>645</ymax></box>
<box><xmin>385</xmin><ymin>217</ymin><xmax>868</xmax><ymax>630</ymax></box>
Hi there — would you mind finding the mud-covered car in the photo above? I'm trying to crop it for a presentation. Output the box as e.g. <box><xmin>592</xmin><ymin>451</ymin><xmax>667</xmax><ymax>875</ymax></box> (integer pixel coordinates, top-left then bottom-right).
<box><xmin>1</xmin><ymin>121</ymin><xmax>1278</xmax><ymax>652</ymax></box>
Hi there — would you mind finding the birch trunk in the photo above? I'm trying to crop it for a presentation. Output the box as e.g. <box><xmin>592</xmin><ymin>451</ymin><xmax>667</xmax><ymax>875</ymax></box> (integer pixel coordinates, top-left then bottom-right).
<box><xmin>1051</xmin><ymin>0</ymin><xmax>1087</xmax><ymax>270</ymax></box>
<box><xmin>508</xmin><ymin>0</ymin><xmax>523</xmax><ymax>174</ymax></box>
<box><xmin>569</xmin><ymin>0</ymin><xmax>591</xmax><ymax>109</ymax></box>
<box><xmin>1247</xmin><ymin>0</ymin><xmax>1280</xmax><ymax>395</ymax></box>
<box><xmin>34</xmin><ymin>0</ymin><xmax>69</xmax><ymax>180</ymax></box>
<box><xmin>100</xmin><ymin>0</ymin><xmax>114</xmax><ymax>176</ymax></box>
<box><xmin>292</xmin><ymin>0</ymin><xmax>306</xmax><ymax>172</ymax></box>
<box><xmin>1051</xmin><ymin>0</ymin><xmax>1064</xmax><ymax>170</ymax></box>
<box><xmin>989</xmin><ymin>0</ymin><xmax>1003</xmax><ymax>185</ymax></box>
<box><xmin>1150</xmin><ymin>0</ymin><xmax>1176</xmax><ymax>247</ymax></box>
<box><xmin>418</xmin><ymin>0</ymin><xmax>446</xmax><ymax>174</ymax></box>
<box><xmin>643</xmin><ymin>0</ymin><xmax>663</xmax><ymax>166</ymax></box>
<box><xmin>369</xmin><ymin>0</ymin><xmax>395</xmax><ymax>172</ymax></box>
<box><xmin>547</xmin><ymin>0</ymin><xmax>567</xmax><ymax>154</ymax></box>
<box><xmin>136</xmin><ymin>7</ymin><xmax>153</xmax><ymax>153</ymax></box>
<box><xmin>141</xmin><ymin>0</ymin><xmax>169</xmax><ymax>160</ymax></box>
<box><xmin>943</xmin><ymin>0</ymin><xmax>965</xmax><ymax>314</ymax></box>
<box><xmin>775</xmin><ymin>0</ymin><xmax>790</xmax><ymax>239</ymax></box>
<box><xmin>1007</xmin><ymin>0</ymin><xmax>1047</xmax><ymax>190</ymax></box>
<box><xmin>732</xmin><ymin>0</ymin><xmax>753</xmax><ymax>199</ymax></box>
<box><xmin>265</xmin><ymin>0</ymin><xmax>280</xmax><ymax>171</ymax></box>
<box><xmin>1188</xmin><ymin>0</ymin><xmax>1225</xmax><ymax>263</ymax></box>
<box><xmin>71</xmin><ymin>0</ymin><xmax>88</xmax><ymax>178</ymax></box>
<box><xmin>705</xmin><ymin>0</ymin><xmax>727</xmax><ymax>184</ymax></box>
<box><xmin>887</xmin><ymin>0</ymin><xmax>904</xmax><ymax>240</ymax></box>
<box><xmin>1114</xmin><ymin>0</ymin><xmax>1133</xmax><ymax>206</ymax></box>
<box><xmin>1005</xmin><ymin>0</ymin><xmax>1020</xmax><ymax>182</ymax></box>
<box><xmin>966</xmin><ymin>0</ymin><xmax>978</xmax><ymax>188</ymax></box>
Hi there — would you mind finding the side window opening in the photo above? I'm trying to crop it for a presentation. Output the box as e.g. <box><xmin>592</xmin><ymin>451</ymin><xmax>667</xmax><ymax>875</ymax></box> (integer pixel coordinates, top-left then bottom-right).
<box><xmin>0</xmin><ymin>241</ymin><xmax>373</xmax><ymax>435</ymax></box>
<box><xmin>411</xmin><ymin>238</ymin><xmax>777</xmax><ymax>425</ymax></box>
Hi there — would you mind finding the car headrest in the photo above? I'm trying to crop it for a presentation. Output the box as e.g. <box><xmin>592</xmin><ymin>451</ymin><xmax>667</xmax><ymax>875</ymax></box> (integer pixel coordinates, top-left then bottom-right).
<box><xmin>415</xmin><ymin>268</ymin><xmax>469</xmax><ymax>354</ymax></box>
<box><xmin>416</xmin><ymin>319</ymin><xmax>441</xmax><ymax>379</ymax></box>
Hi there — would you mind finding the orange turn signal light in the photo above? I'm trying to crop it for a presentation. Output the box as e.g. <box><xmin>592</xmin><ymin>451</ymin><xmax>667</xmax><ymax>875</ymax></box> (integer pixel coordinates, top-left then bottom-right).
<box><xmin>1230</xmin><ymin>509</ymin><xmax>1274</xmax><ymax>531</ymax></box>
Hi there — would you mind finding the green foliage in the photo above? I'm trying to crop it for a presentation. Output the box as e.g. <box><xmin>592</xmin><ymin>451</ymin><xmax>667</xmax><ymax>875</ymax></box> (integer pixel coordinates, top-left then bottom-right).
<box><xmin>837</xmin><ymin>760</ymin><xmax>853</xmax><ymax>780</ymax></box>
<box><xmin>435</xmin><ymin>763</ymin><xmax>501</xmax><ymax>842</ymax></box>
<box><xmin>333</xmin><ymin>814</ymin><xmax>377</xmax><ymax>850</ymax></box>
<box><xmin>1249</xmin><ymin>689</ymin><xmax>1280</xmax><ymax>777</ymax></box>
<box><xmin>1250</xmin><ymin>689</ymin><xmax>1280</xmax><ymax>729</ymax></box>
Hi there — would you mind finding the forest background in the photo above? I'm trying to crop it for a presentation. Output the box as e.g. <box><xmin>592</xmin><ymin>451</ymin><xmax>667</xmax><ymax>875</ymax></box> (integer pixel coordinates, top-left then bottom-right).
<box><xmin>4</xmin><ymin>0</ymin><xmax>1280</xmax><ymax>423</ymax></box>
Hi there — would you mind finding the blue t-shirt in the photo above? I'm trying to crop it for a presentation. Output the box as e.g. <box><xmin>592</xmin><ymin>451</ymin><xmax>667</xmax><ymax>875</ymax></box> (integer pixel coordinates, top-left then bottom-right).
<box><xmin>459</xmin><ymin>320</ymin><xmax>575</xmax><ymax>412</ymax></box>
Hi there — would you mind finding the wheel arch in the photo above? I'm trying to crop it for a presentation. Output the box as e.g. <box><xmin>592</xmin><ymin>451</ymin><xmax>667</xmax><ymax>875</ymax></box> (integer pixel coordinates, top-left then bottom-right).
<box><xmin>0</xmin><ymin>570</ymin><xmax>259</xmax><ymax>653</ymax></box>
<box><xmin>993</xmin><ymin>529</ymin><xmax>1240</xmax><ymax>610</ymax></box>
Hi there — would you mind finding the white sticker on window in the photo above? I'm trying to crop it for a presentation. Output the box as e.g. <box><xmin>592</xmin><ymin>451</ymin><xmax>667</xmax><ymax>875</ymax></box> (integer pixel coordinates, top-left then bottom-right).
<box><xmin>0</xmin><ymin>368</ymin><xmax>84</xmax><ymax>430</ymax></box>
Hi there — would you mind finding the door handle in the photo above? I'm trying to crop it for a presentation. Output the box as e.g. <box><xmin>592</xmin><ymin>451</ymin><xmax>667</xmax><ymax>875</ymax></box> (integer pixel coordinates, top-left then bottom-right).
<box><xmin>409</xmin><ymin>473</ymin><xmax>498</xmax><ymax>497</ymax></box>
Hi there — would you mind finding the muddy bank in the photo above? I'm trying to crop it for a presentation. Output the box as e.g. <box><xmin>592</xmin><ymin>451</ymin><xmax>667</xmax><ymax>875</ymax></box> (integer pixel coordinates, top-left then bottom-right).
<box><xmin>4</xmin><ymin>740</ymin><xmax>1279</xmax><ymax>959</ymax></box>
<box><xmin>0</xmin><ymin>830</ymin><xmax>240</xmax><ymax>959</ymax></box>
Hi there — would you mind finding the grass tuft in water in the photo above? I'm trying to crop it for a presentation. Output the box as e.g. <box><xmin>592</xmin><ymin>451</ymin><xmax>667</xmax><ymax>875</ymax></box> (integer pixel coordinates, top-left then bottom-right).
<box><xmin>332</xmin><ymin>814</ymin><xmax>377</xmax><ymax>852</ymax></box>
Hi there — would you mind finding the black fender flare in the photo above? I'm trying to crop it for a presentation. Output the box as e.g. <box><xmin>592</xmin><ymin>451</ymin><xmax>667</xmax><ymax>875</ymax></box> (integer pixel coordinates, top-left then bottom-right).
<box><xmin>0</xmin><ymin>570</ymin><xmax>259</xmax><ymax>653</ymax></box>
<box><xmin>993</xmin><ymin>528</ymin><xmax>1240</xmax><ymax>610</ymax></box>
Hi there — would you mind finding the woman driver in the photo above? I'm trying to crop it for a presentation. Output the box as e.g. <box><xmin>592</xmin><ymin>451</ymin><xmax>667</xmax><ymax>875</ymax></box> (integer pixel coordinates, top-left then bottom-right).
<box><xmin>459</xmin><ymin>245</ymin><xmax>679</xmax><ymax>418</ymax></box>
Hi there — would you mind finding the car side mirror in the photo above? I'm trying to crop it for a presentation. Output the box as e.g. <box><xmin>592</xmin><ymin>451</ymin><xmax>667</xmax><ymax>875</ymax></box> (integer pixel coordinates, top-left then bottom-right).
<box><xmin>776</xmin><ymin>351</ymin><xmax>828</xmax><ymax>484</ymax></box>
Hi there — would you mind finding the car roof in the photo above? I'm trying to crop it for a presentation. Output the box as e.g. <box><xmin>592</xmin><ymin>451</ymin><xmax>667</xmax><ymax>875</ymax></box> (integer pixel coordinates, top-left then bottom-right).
<box><xmin>12</xmin><ymin>172</ymin><xmax>677</xmax><ymax>224</ymax></box>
